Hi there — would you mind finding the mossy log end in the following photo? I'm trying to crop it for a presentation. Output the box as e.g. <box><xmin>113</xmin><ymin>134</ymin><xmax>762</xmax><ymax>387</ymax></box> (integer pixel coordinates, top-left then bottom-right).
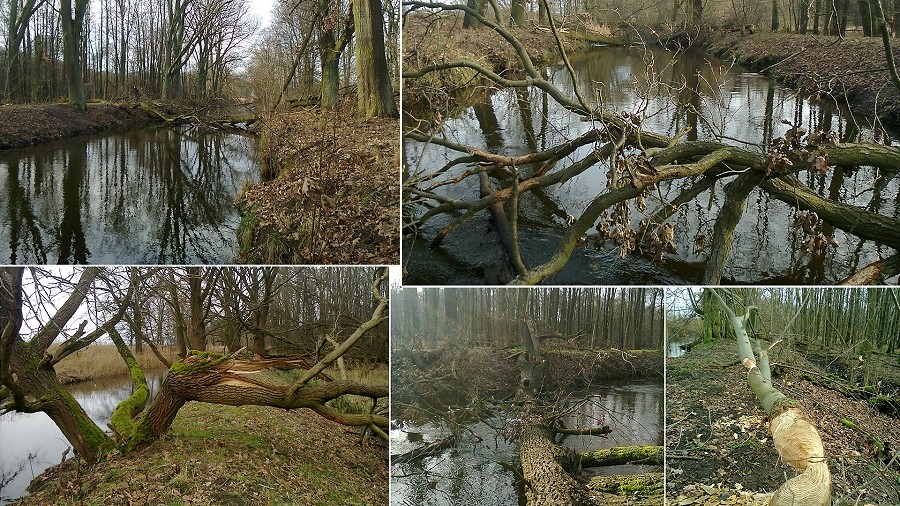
<box><xmin>579</xmin><ymin>445</ymin><xmax>663</xmax><ymax>467</ymax></box>
<box><xmin>586</xmin><ymin>473</ymin><xmax>662</xmax><ymax>496</ymax></box>
<box><xmin>521</xmin><ymin>424</ymin><xmax>594</xmax><ymax>506</ymax></box>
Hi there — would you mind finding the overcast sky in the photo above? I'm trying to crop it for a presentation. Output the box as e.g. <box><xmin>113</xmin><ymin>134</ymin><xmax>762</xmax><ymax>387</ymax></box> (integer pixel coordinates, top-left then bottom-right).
<box><xmin>248</xmin><ymin>0</ymin><xmax>277</xmax><ymax>31</ymax></box>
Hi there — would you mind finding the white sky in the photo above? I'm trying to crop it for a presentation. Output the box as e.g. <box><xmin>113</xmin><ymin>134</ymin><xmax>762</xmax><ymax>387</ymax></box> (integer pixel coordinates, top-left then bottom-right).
<box><xmin>248</xmin><ymin>0</ymin><xmax>277</xmax><ymax>31</ymax></box>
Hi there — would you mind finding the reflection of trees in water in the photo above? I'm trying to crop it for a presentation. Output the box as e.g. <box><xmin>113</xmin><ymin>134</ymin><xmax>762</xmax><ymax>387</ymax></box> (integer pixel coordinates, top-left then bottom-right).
<box><xmin>407</xmin><ymin>45</ymin><xmax>899</xmax><ymax>283</ymax></box>
<box><xmin>0</xmin><ymin>126</ymin><xmax>256</xmax><ymax>263</ymax></box>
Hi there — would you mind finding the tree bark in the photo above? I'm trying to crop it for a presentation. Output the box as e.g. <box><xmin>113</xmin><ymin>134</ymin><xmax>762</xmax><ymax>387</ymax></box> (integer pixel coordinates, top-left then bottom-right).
<box><xmin>520</xmin><ymin>424</ymin><xmax>593</xmax><ymax>505</ymax></box>
<box><xmin>709</xmin><ymin>290</ymin><xmax>831</xmax><ymax>506</ymax></box>
<box><xmin>60</xmin><ymin>0</ymin><xmax>88</xmax><ymax>110</ymax></box>
<box><xmin>353</xmin><ymin>0</ymin><xmax>397</xmax><ymax>117</ymax></box>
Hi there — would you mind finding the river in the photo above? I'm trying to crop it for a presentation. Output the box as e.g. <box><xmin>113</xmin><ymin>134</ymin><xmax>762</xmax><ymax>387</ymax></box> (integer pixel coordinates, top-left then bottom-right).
<box><xmin>404</xmin><ymin>45</ymin><xmax>899</xmax><ymax>285</ymax></box>
<box><xmin>0</xmin><ymin>374</ymin><xmax>164</xmax><ymax>504</ymax></box>
<box><xmin>0</xmin><ymin>125</ymin><xmax>259</xmax><ymax>264</ymax></box>
<box><xmin>390</xmin><ymin>381</ymin><xmax>663</xmax><ymax>505</ymax></box>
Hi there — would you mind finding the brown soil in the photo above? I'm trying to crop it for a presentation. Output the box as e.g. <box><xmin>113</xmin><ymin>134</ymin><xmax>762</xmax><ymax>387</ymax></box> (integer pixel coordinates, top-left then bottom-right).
<box><xmin>666</xmin><ymin>338</ymin><xmax>900</xmax><ymax>505</ymax></box>
<box><xmin>0</xmin><ymin>102</ymin><xmax>159</xmax><ymax>150</ymax></box>
<box><xmin>238</xmin><ymin>103</ymin><xmax>400</xmax><ymax>265</ymax></box>
<box><xmin>706</xmin><ymin>32</ymin><xmax>900</xmax><ymax>129</ymax></box>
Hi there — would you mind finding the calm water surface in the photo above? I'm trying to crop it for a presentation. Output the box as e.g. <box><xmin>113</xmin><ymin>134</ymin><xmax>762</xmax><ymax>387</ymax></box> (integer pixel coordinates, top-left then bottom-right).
<box><xmin>0</xmin><ymin>125</ymin><xmax>259</xmax><ymax>264</ymax></box>
<box><xmin>0</xmin><ymin>374</ymin><xmax>164</xmax><ymax>504</ymax></box>
<box><xmin>390</xmin><ymin>381</ymin><xmax>663</xmax><ymax>505</ymax></box>
<box><xmin>404</xmin><ymin>46</ymin><xmax>899</xmax><ymax>284</ymax></box>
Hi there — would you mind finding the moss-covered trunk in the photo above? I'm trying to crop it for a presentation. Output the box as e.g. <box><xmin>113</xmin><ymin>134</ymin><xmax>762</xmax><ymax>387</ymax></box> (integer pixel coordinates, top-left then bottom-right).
<box><xmin>11</xmin><ymin>344</ymin><xmax>114</xmax><ymax>463</ymax></box>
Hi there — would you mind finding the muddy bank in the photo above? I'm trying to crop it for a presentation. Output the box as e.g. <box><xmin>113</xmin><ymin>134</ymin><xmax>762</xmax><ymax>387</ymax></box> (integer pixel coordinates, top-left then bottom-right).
<box><xmin>237</xmin><ymin>104</ymin><xmax>400</xmax><ymax>265</ymax></box>
<box><xmin>18</xmin><ymin>403</ymin><xmax>387</xmax><ymax>505</ymax></box>
<box><xmin>0</xmin><ymin>102</ymin><xmax>162</xmax><ymax>150</ymax></box>
<box><xmin>706</xmin><ymin>32</ymin><xmax>900</xmax><ymax>129</ymax></box>
<box><xmin>666</xmin><ymin>338</ymin><xmax>899</xmax><ymax>505</ymax></box>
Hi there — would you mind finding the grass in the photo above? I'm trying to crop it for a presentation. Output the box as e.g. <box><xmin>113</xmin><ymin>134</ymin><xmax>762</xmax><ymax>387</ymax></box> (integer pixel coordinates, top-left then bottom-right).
<box><xmin>50</xmin><ymin>343</ymin><xmax>177</xmax><ymax>384</ymax></box>
<box><xmin>21</xmin><ymin>363</ymin><xmax>388</xmax><ymax>505</ymax></box>
<box><xmin>21</xmin><ymin>402</ymin><xmax>388</xmax><ymax>506</ymax></box>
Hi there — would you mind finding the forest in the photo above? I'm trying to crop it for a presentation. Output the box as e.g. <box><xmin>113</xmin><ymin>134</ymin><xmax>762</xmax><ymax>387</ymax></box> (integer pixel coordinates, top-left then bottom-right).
<box><xmin>0</xmin><ymin>0</ymin><xmax>400</xmax><ymax>265</ymax></box>
<box><xmin>0</xmin><ymin>266</ymin><xmax>389</xmax><ymax>504</ymax></box>
<box><xmin>401</xmin><ymin>0</ymin><xmax>900</xmax><ymax>285</ymax></box>
<box><xmin>391</xmin><ymin>287</ymin><xmax>665</xmax><ymax>505</ymax></box>
<box><xmin>666</xmin><ymin>287</ymin><xmax>899</xmax><ymax>505</ymax></box>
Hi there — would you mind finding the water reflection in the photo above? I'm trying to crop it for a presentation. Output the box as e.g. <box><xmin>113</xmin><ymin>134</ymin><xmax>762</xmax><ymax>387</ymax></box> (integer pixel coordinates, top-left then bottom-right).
<box><xmin>0</xmin><ymin>374</ymin><xmax>163</xmax><ymax>504</ymax></box>
<box><xmin>390</xmin><ymin>382</ymin><xmax>662</xmax><ymax>505</ymax></box>
<box><xmin>0</xmin><ymin>126</ymin><xmax>259</xmax><ymax>264</ymax></box>
<box><xmin>405</xmin><ymin>46</ymin><xmax>899</xmax><ymax>284</ymax></box>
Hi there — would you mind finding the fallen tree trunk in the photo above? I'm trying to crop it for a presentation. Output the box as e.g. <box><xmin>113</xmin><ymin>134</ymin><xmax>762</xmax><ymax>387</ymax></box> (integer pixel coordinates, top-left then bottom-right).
<box><xmin>709</xmin><ymin>289</ymin><xmax>831</xmax><ymax>506</ymax></box>
<box><xmin>391</xmin><ymin>434</ymin><xmax>456</xmax><ymax>464</ymax></box>
<box><xmin>761</xmin><ymin>175</ymin><xmax>900</xmax><ymax>250</ymax></box>
<box><xmin>520</xmin><ymin>424</ymin><xmax>594</xmax><ymax>505</ymax></box>
<box><xmin>586</xmin><ymin>473</ymin><xmax>663</xmax><ymax>496</ymax></box>
<box><xmin>579</xmin><ymin>445</ymin><xmax>663</xmax><ymax>467</ymax></box>
<box><xmin>125</xmin><ymin>351</ymin><xmax>388</xmax><ymax>451</ymax></box>
<box><xmin>480</xmin><ymin>172</ymin><xmax>528</xmax><ymax>276</ymax></box>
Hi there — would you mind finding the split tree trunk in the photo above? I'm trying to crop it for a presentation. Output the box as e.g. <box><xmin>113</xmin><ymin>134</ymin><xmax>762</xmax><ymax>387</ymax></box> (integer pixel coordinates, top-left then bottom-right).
<box><xmin>709</xmin><ymin>290</ymin><xmax>831</xmax><ymax>506</ymax></box>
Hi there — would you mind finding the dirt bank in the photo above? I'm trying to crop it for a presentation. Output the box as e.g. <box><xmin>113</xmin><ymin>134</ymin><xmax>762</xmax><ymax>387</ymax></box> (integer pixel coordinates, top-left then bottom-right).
<box><xmin>666</xmin><ymin>338</ymin><xmax>899</xmax><ymax>505</ymax></box>
<box><xmin>18</xmin><ymin>403</ymin><xmax>387</xmax><ymax>506</ymax></box>
<box><xmin>237</xmin><ymin>104</ymin><xmax>399</xmax><ymax>265</ymax></box>
<box><xmin>0</xmin><ymin>102</ymin><xmax>161</xmax><ymax>150</ymax></box>
<box><xmin>706</xmin><ymin>32</ymin><xmax>900</xmax><ymax>129</ymax></box>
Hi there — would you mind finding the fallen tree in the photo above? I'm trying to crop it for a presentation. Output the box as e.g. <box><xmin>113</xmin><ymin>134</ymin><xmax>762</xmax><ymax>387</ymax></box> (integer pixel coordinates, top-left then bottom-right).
<box><xmin>708</xmin><ymin>288</ymin><xmax>831</xmax><ymax>505</ymax></box>
<box><xmin>402</xmin><ymin>3</ymin><xmax>900</xmax><ymax>285</ymax></box>
<box><xmin>0</xmin><ymin>267</ymin><xmax>389</xmax><ymax>464</ymax></box>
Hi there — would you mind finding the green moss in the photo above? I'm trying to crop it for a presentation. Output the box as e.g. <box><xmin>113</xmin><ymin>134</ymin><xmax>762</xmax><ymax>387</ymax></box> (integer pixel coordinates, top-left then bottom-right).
<box><xmin>168</xmin><ymin>351</ymin><xmax>229</xmax><ymax>376</ymax></box>
<box><xmin>840</xmin><ymin>418</ymin><xmax>857</xmax><ymax>429</ymax></box>
<box><xmin>109</xmin><ymin>384</ymin><xmax>148</xmax><ymax>440</ymax></box>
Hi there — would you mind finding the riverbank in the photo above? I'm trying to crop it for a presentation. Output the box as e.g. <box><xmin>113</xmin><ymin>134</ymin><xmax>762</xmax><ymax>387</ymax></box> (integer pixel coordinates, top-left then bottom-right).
<box><xmin>403</xmin><ymin>12</ymin><xmax>591</xmax><ymax>114</ymax></box>
<box><xmin>50</xmin><ymin>344</ymin><xmax>176</xmax><ymax>385</ymax></box>
<box><xmin>666</xmin><ymin>338</ymin><xmax>899</xmax><ymax>504</ymax></box>
<box><xmin>706</xmin><ymin>32</ymin><xmax>900</xmax><ymax>129</ymax></box>
<box><xmin>0</xmin><ymin>102</ymin><xmax>163</xmax><ymax>150</ymax></box>
<box><xmin>18</xmin><ymin>402</ymin><xmax>387</xmax><ymax>505</ymax></box>
<box><xmin>237</xmin><ymin>104</ymin><xmax>399</xmax><ymax>265</ymax></box>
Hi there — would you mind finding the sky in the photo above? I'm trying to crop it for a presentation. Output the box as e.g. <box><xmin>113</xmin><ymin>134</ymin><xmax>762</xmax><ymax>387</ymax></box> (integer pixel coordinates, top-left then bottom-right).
<box><xmin>248</xmin><ymin>0</ymin><xmax>277</xmax><ymax>31</ymax></box>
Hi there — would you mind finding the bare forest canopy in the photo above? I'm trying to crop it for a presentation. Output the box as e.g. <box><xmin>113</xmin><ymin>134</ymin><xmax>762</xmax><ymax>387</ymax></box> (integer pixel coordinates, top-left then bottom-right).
<box><xmin>401</xmin><ymin>0</ymin><xmax>900</xmax><ymax>286</ymax></box>
<box><xmin>392</xmin><ymin>286</ymin><xmax>663</xmax><ymax>351</ymax></box>
<box><xmin>0</xmin><ymin>266</ymin><xmax>389</xmax><ymax>466</ymax></box>
<box><xmin>670</xmin><ymin>287</ymin><xmax>900</xmax><ymax>356</ymax></box>
<box><xmin>1</xmin><ymin>0</ymin><xmax>400</xmax><ymax>116</ymax></box>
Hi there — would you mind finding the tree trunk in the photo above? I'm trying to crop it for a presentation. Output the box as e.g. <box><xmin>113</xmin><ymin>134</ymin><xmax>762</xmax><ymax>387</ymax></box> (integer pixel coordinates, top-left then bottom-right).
<box><xmin>520</xmin><ymin>424</ymin><xmax>593</xmax><ymax>505</ymax></box>
<box><xmin>60</xmin><ymin>0</ymin><xmax>88</xmax><ymax>110</ymax></box>
<box><xmin>709</xmin><ymin>290</ymin><xmax>831</xmax><ymax>506</ymax></box>
<box><xmin>579</xmin><ymin>445</ymin><xmax>663</xmax><ymax>467</ymax></box>
<box><xmin>128</xmin><ymin>353</ymin><xmax>388</xmax><ymax>450</ymax></box>
<box><xmin>353</xmin><ymin>0</ymin><xmax>398</xmax><ymax>118</ymax></box>
<box><xmin>860</xmin><ymin>0</ymin><xmax>875</xmax><ymax>35</ymax></box>
<box><xmin>462</xmin><ymin>0</ymin><xmax>486</xmax><ymax>28</ymax></box>
<box><xmin>800</xmin><ymin>0</ymin><xmax>811</xmax><ymax>32</ymax></box>
<box><xmin>510</xmin><ymin>0</ymin><xmax>526</xmax><ymax>26</ymax></box>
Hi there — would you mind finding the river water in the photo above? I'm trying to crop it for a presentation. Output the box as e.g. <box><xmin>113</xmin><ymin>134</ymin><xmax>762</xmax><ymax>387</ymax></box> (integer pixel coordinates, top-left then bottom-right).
<box><xmin>0</xmin><ymin>125</ymin><xmax>259</xmax><ymax>264</ymax></box>
<box><xmin>390</xmin><ymin>381</ymin><xmax>663</xmax><ymax>505</ymax></box>
<box><xmin>0</xmin><ymin>374</ymin><xmax>163</xmax><ymax>504</ymax></box>
<box><xmin>404</xmin><ymin>45</ymin><xmax>899</xmax><ymax>285</ymax></box>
